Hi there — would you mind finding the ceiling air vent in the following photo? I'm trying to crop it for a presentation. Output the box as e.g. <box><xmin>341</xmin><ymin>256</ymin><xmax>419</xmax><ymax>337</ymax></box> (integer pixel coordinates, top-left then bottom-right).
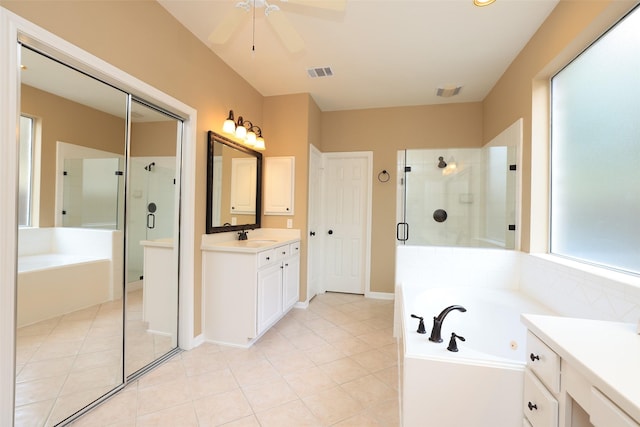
<box><xmin>436</xmin><ymin>85</ymin><xmax>463</xmax><ymax>98</ymax></box>
<box><xmin>307</xmin><ymin>66</ymin><xmax>334</xmax><ymax>78</ymax></box>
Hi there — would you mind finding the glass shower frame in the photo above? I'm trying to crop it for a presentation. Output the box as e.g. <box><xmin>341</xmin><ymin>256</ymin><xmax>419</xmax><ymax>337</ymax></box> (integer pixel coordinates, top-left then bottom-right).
<box><xmin>397</xmin><ymin>144</ymin><xmax>518</xmax><ymax>249</ymax></box>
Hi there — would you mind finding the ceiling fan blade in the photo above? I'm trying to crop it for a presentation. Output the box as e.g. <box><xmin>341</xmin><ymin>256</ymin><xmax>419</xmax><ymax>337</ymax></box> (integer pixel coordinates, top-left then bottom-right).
<box><xmin>280</xmin><ymin>0</ymin><xmax>346</xmax><ymax>11</ymax></box>
<box><xmin>265</xmin><ymin>8</ymin><xmax>305</xmax><ymax>53</ymax></box>
<box><xmin>208</xmin><ymin>3</ymin><xmax>249</xmax><ymax>45</ymax></box>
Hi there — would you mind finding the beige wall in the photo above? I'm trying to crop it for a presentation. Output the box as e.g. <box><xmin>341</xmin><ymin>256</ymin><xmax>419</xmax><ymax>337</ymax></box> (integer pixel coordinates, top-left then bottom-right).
<box><xmin>3</xmin><ymin>0</ymin><xmax>265</xmax><ymax>336</ymax></box>
<box><xmin>482</xmin><ymin>0</ymin><xmax>637</xmax><ymax>252</ymax></box>
<box><xmin>320</xmin><ymin>103</ymin><xmax>483</xmax><ymax>293</ymax></box>
<box><xmin>21</xmin><ymin>84</ymin><xmax>125</xmax><ymax>227</ymax></box>
<box><xmin>131</xmin><ymin>121</ymin><xmax>178</xmax><ymax>157</ymax></box>
<box><xmin>263</xmin><ymin>93</ymin><xmax>317</xmax><ymax>299</ymax></box>
<box><xmin>5</xmin><ymin>0</ymin><xmax>638</xmax><ymax>334</ymax></box>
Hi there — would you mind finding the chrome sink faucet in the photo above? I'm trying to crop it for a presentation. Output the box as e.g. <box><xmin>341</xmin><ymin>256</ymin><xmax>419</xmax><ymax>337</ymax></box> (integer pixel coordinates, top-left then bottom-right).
<box><xmin>429</xmin><ymin>305</ymin><xmax>467</xmax><ymax>343</ymax></box>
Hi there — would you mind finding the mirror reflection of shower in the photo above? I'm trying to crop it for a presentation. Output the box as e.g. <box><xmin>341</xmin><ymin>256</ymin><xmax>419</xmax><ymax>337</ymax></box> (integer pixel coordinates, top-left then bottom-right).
<box><xmin>126</xmin><ymin>157</ymin><xmax>175</xmax><ymax>283</ymax></box>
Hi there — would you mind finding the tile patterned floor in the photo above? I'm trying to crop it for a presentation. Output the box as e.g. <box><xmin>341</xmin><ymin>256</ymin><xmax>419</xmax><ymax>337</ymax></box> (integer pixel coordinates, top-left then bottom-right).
<box><xmin>15</xmin><ymin>289</ymin><xmax>174</xmax><ymax>426</ymax></box>
<box><xmin>71</xmin><ymin>292</ymin><xmax>400</xmax><ymax>426</ymax></box>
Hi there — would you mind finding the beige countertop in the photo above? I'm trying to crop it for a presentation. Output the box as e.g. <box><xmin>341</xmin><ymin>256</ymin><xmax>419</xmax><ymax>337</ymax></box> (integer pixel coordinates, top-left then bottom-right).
<box><xmin>201</xmin><ymin>228</ymin><xmax>301</xmax><ymax>253</ymax></box>
<box><xmin>521</xmin><ymin>314</ymin><xmax>640</xmax><ymax>423</ymax></box>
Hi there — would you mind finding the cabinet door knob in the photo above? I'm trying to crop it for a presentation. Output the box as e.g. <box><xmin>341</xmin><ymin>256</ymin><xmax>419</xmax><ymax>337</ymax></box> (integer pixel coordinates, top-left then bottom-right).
<box><xmin>328</xmin><ymin>229</ymin><xmax>333</xmax><ymax>235</ymax></box>
<box><xmin>529</xmin><ymin>353</ymin><xmax>540</xmax><ymax>362</ymax></box>
<box><xmin>310</xmin><ymin>231</ymin><xmax>316</xmax><ymax>236</ymax></box>
<box><xmin>266</xmin><ymin>256</ymin><xmax>270</xmax><ymax>261</ymax></box>
<box><xmin>527</xmin><ymin>402</ymin><xmax>538</xmax><ymax>411</ymax></box>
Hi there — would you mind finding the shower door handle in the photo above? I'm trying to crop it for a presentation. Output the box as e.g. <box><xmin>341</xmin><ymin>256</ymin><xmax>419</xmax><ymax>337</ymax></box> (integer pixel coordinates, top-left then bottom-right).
<box><xmin>147</xmin><ymin>213</ymin><xmax>156</xmax><ymax>229</ymax></box>
<box><xmin>397</xmin><ymin>222</ymin><xmax>409</xmax><ymax>242</ymax></box>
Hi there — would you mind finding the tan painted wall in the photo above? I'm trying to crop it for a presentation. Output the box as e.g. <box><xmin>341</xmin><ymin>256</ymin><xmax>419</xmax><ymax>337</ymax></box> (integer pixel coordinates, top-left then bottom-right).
<box><xmin>21</xmin><ymin>84</ymin><xmax>125</xmax><ymax>227</ymax></box>
<box><xmin>262</xmin><ymin>93</ymin><xmax>318</xmax><ymax>300</ymax></box>
<box><xmin>482</xmin><ymin>0</ymin><xmax>637</xmax><ymax>252</ymax></box>
<box><xmin>4</xmin><ymin>0</ymin><xmax>265</xmax><ymax>336</ymax></box>
<box><xmin>6</xmin><ymin>0</ymin><xmax>638</xmax><ymax>331</ymax></box>
<box><xmin>320</xmin><ymin>103</ymin><xmax>483</xmax><ymax>293</ymax></box>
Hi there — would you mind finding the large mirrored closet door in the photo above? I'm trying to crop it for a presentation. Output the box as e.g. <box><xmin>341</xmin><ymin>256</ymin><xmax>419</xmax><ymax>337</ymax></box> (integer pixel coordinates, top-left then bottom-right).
<box><xmin>15</xmin><ymin>44</ymin><xmax>182</xmax><ymax>426</ymax></box>
<box><xmin>15</xmin><ymin>45</ymin><xmax>127</xmax><ymax>426</ymax></box>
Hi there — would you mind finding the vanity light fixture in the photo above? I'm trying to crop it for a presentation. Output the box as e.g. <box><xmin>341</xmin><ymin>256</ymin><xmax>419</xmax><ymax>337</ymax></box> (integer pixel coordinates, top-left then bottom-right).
<box><xmin>222</xmin><ymin>109</ymin><xmax>266</xmax><ymax>150</ymax></box>
<box><xmin>473</xmin><ymin>0</ymin><xmax>496</xmax><ymax>6</ymax></box>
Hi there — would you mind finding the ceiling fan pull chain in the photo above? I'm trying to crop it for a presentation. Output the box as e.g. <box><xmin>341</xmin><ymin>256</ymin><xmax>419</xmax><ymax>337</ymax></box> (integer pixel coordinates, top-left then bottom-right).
<box><xmin>252</xmin><ymin>0</ymin><xmax>256</xmax><ymax>53</ymax></box>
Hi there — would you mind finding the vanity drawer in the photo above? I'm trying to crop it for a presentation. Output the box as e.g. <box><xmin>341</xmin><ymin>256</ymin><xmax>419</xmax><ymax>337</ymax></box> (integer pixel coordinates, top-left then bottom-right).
<box><xmin>526</xmin><ymin>331</ymin><xmax>560</xmax><ymax>393</ymax></box>
<box><xmin>258</xmin><ymin>249</ymin><xmax>276</xmax><ymax>267</ymax></box>
<box><xmin>524</xmin><ymin>369</ymin><xmax>558</xmax><ymax>427</ymax></box>
<box><xmin>274</xmin><ymin>244</ymin><xmax>289</xmax><ymax>260</ymax></box>
<box><xmin>289</xmin><ymin>242</ymin><xmax>300</xmax><ymax>256</ymax></box>
<box><xmin>590</xmin><ymin>387</ymin><xmax>640</xmax><ymax>427</ymax></box>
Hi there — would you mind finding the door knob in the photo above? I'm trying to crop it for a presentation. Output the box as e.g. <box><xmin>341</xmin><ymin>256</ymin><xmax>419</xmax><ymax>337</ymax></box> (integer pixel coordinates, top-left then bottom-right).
<box><xmin>328</xmin><ymin>230</ymin><xmax>333</xmax><ymax>235</ymax></box>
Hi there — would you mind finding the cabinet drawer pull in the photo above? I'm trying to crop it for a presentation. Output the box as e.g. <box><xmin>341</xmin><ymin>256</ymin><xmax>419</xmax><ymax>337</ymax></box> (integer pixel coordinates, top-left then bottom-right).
<box><xmin>527</xmin><ymin>401</ymin><xmax>538</xmax><ymax>411</ymax></box>
<box><xmin>529</xmin><ymin>353</ymin><xmax>540</xmax><ymax>362</ymax></box>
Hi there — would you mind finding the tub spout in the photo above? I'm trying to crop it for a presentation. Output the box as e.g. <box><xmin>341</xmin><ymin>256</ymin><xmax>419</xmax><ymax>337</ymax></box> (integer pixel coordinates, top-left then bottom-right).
<box><xmin>428</xmin><ymin>305</ymin><xmax>467</xmax><ymax>343</ymax></box>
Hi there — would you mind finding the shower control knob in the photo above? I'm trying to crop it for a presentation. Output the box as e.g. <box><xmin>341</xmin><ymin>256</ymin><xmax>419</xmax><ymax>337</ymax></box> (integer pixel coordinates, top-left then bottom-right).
<box><xmin>529</xmin><ymin>353</ymin><xmax>540</xmax><ymax>362</ymax></box>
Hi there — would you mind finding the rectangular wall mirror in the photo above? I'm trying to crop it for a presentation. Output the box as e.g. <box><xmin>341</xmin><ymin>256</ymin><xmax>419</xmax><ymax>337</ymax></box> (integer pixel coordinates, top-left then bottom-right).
<box><xmin>206</xmin><ymin>131</ymin><xmax>262</xmax><ymax>233</ymax></box>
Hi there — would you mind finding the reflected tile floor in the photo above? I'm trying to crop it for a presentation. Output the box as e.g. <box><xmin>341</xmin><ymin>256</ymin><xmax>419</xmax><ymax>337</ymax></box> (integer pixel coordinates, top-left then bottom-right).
<box><xmin>72</xmin><ymin>293</ymin><xmax>400</xmax><ymax>426</ymax></box>
<box><xmin>15</xmin><ymin>289</ymin><xmax>172</xmax><ymax>427</ymax></box>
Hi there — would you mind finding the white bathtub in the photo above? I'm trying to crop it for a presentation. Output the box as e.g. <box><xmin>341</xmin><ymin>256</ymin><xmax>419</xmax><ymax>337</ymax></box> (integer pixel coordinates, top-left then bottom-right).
<box><xmin>398</xmin><ymin>285</ymin><xmax>554</xmax><ymax>427</ymax></box>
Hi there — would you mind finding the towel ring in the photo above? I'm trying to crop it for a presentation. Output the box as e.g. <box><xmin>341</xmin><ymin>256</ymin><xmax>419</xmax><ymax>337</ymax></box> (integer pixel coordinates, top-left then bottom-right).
<box><xmin>378</xmin><ymin>170</ymin><xmax>390</xmax><ymax>183</ymax></box>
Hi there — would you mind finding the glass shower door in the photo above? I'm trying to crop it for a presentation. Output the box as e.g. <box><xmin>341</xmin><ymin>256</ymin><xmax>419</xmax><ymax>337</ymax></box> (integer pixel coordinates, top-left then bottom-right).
<box><xmin>400</xmin><ymin>146</ymin><xmax>516</xmax><ymax>249</ymax></box>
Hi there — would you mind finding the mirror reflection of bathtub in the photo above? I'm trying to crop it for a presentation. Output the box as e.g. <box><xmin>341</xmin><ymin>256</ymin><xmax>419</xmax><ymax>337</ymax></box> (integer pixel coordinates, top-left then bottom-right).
<box><xmin>17</xmin><ymin>227</ymin><xmax>123</xmax><ymax>328</ymax></box>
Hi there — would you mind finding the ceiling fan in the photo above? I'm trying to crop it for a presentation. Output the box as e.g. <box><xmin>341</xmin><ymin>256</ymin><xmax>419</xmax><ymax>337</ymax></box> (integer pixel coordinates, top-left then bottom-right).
<box><xmin>208</xmin><ymin>0</ymin><xmax>346</xmax><ymax>54</ymax></box>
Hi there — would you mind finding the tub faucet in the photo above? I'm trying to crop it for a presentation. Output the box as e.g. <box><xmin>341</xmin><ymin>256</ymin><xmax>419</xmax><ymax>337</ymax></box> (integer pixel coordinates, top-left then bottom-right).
<box><xmin>428</xmin><ymin>305</ymin><xmax>467</xmax><ymax>343</ymax></box>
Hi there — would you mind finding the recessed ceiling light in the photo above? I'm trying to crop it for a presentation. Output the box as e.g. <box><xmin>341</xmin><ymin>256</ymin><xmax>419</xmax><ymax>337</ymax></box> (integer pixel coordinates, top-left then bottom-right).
<box><xmin>474</xmin><ymin>0</ymin><xmax>496</xmax><ymax>6</ymax></box>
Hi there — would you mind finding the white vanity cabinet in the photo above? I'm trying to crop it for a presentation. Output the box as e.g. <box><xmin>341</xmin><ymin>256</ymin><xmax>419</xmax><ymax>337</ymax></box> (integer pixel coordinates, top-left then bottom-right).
<box><xmin>202</xmin><ymin>237</ymin><xmax>300</xmax><ymax>347</ymax></box>
<box><xmin>522</xmin><ymin>315</ymin><xmax>640</xmax><ymax>427</ymax></box>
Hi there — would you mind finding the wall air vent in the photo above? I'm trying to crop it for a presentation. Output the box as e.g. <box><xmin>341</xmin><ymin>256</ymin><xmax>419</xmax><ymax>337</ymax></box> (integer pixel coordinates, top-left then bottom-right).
<box><xmin>307</xmin><ymin>66</ymin><xmax>334</xmax><ymax>78</ymax></box>
<box><xmin>436</xmin><ymin>85</ymin><xmax>463</xmax><ymax>97</ymax></box>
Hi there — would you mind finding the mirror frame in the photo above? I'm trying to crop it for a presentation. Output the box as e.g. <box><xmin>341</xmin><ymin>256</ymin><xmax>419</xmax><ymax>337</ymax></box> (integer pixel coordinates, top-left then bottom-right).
<box><xmin>206</xmin><ymin>130</ymin><xmax>262</xmax><ymax>234</ymax></box>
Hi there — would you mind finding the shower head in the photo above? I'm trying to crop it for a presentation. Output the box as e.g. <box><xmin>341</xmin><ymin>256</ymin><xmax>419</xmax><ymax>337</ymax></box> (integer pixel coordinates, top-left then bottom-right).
<box><xmin>144</xmin><ymin>162</ymin><xmax>156</xmax><ymax>171</ymax></box>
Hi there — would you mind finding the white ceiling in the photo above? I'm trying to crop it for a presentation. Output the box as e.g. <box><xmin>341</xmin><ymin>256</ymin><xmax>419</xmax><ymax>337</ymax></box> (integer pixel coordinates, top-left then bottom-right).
<box><xmin>158</xmin><ymin>0</ymin><xmax>559</xmax><ymax>112</ymax></box>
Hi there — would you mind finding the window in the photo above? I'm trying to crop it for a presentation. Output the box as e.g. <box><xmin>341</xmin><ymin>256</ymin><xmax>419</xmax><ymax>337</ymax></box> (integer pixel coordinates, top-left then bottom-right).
<box><xmin>18</xmin><ymin>115</ymin><xmax>34</xmax><ymax>227</ymax></box>
<box><xmin>550</xmin><ymin>6</ymin><xmax>640</xmax><ymax>274</ymax></box>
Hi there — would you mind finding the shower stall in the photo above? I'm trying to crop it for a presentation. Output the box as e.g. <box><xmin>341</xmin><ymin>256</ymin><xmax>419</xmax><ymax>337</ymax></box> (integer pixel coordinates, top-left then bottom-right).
<box><xmin>397</xmin><ymin>144</ymin><xmax>518</xmax><ymax>249</ymax></box>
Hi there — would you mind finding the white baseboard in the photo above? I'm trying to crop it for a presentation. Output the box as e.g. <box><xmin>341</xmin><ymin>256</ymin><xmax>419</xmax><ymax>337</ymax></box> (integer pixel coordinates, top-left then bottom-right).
<box><xmin>365</xmin><ymin>291</ymin><xmax>395</xmax><ymax>300</ymax></box>
<box><xmin>294</xmin><ymin>301</ymin><xmax>309</xmax><ymax>309</ymax></box>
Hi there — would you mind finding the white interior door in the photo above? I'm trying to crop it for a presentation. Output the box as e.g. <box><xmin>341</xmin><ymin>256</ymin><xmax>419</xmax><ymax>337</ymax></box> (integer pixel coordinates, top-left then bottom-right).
<box><xmin>306</xmin><ymin>145</ymin><xmax>323</xmax><ymax>300</ymax></box>
<box><xmin>322</xmin><ymin>152</ymin><xmax>372</xmax><ymax>294</ymax></box>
